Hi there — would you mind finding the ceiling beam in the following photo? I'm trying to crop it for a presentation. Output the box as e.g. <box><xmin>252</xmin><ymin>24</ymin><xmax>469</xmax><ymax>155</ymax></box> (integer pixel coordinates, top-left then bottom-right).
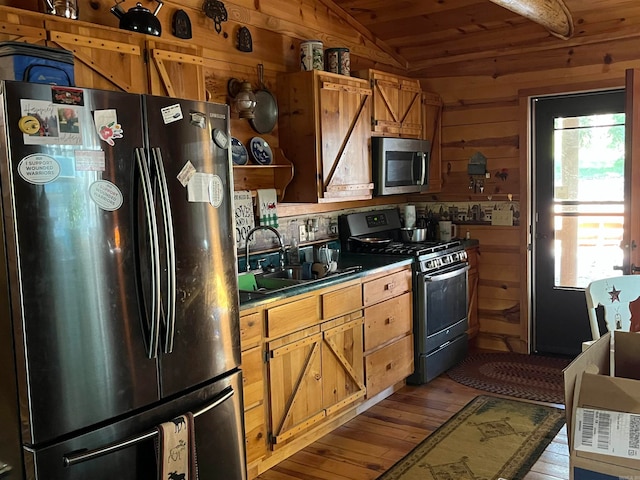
<box><xmin>488</xmin><ymin>0</ymin><xmax>574</xmax><ymax>39</ymax></box>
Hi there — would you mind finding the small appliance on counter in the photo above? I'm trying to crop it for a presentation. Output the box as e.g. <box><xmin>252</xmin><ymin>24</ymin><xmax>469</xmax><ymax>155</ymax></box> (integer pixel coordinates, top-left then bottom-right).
<box><xmin>339</xmin><ymin>208</ymin><xmax>469</xmax><ymax>384</ymax></box>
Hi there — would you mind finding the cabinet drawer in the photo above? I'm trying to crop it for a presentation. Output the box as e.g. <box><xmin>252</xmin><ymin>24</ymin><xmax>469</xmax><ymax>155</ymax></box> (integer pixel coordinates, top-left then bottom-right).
<box><xmin>244</xmin><ymin>405</ymin><xmax>267</xmax><ymax>464</ymax></box>
<box><xmin>241</xmin><ymin>346</ymin><xmax>264</xmax><ymax>411</ymax></box>
<box><xmin>321</xmin><ymin>283</ymin><xmax>362</xmax><ymax>320</ymax></box>
<box><xmin>266</xmin><ymin>295</ymin><xmax>319</xmax><ymax>339</ymax></box>
<box><xmin>363</xmin><ymin>269</ymin><xmax>411</xmax><ymax>306</ymax></box>
<box><xmin>365</xmin><ymin>334</ymin><xmax>413</xmax><ymax>397</ymax></box>
<box><xmin>240</xmin><ymin>312</ymin><xmax>262</xmax><ymax>351</ymax></box>
<box><xmin>364</xmin><ymin>292</ymin><xmax>412</xmax><ymax>353</ymax></box>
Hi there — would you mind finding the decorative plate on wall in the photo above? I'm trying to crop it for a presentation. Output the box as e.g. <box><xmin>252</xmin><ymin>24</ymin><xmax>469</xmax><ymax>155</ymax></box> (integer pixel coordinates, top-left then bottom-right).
<box><xmin>231</xmin><ymin>137</ymin><xmax>248</xmax><ymax>165</ymax></box>
<box><xmin>249</xmin><ymin>137</ymin><xmax>273</xmax><ymax>165</ymax></box>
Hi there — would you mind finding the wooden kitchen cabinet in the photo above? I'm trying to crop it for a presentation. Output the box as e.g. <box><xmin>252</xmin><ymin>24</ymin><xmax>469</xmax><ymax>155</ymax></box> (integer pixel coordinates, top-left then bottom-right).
<box><xmin>422</xmin><ymin>91</ymin><xmax>443</xmax><ymax>192</ymax></box>
<box><xmin>363</xmin><ymin>266</ymin><xmax>413</xmax><ymax>397</ymax></box>
<box><xmin>277</xmin><ymin>70</ymin><xmax>373</xmax><ymax>203</ymax></box>
<box><xmin>355</xmin><ymin>69</ymin><xmax>422</xmax><ymax>139</ymax></box>
<box><xmin>45</xmin><ymin>18</ymin><xmax>147</xmax><ymax>94</ymax></box>
<box><xmin>266</xmin><ymin>280</ymin><xmax>365</xmax><ymax>447</ymax></box>
<box><xmin>466</xmin><ymin>245</ymin><xmax>480</xmax><ymax>340</ymax></box>
<box><xmin>146</xmin><ymin>38</ymin><xmax>205</xmax><ymax>101</ymax></box>
<box><xmin>240</xmin><ymin>310</ymin><xmax>268</xmax><ymax>471</ymax></box>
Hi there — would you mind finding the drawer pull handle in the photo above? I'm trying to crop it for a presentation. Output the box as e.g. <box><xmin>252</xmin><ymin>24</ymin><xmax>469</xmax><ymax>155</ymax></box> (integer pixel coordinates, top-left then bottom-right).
<box><xmin>386</xmin><ymin>363</ymin><xmax>393</xmax><ymax>371</ymax></box>
<box><xmin>384</xmin><ymin>282</ymin><xmax>395</xmax><ymax>290</ymax></box>
<box><xmin>385</xmin><ymin>316</ymin><xmax>394</xmax><ymax>325</ymax></box>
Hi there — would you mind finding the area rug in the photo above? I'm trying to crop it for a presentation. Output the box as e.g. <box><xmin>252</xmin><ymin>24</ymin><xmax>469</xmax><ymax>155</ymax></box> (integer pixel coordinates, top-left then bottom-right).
<box><xmin>378</xmin><ymin>395</ymin><xmax>565</xmax><ymax>480</ymax></box>
<box><xmin>446</xmin><ymin>352</ymin><xmax>571</xmax><ymax>404</ymax></box>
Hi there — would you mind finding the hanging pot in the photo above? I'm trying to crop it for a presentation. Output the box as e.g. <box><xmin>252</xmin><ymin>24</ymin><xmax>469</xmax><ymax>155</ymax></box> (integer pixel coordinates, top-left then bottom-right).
<box><xmin>110</xmin><ymin>0</ymin><xmax>164</xmax><ymax>37</ymax></box>
<box><xmin>250</xmin><ymin>63</ymin><xmax>278</xmax><ymax>134</ymax></box>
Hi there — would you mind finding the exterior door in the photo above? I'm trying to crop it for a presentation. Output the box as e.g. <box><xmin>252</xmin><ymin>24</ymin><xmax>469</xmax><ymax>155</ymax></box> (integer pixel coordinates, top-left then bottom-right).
<box><xmin>624</xmin><ymin>69</ymin><xmax>640</xmax><ymax>276</ymax></box>
<box><xmin>532</xmin><ymin>89</ymin><xmax>626</xmax><ymax>356</ymax></box>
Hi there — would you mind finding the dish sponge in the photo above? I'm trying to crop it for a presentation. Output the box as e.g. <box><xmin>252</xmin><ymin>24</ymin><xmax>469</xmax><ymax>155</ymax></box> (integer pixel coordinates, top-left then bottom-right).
<box><xmin>237</xmin><ymin>272</ymin><xmax>258</xmax><ymax>291</ymax></box>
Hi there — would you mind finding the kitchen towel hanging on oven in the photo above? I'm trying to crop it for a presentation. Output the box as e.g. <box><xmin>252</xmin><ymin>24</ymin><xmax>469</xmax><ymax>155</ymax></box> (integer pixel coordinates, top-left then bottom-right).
<box><xmin>257</xmin><ymin>188</ymin><xmax>279</xmax><ymax>228</ymax></box>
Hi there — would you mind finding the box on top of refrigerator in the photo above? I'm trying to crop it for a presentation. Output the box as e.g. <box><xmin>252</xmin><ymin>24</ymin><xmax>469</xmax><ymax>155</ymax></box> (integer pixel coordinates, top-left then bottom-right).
<box><xmin>0</xmin><ymin>42</ymin><xmax>74</xmax><ymax>85</ymax></box>
<box><xmin>563</xmin><ymin>331</ymin><xmax>640</xmax><ymax>480</ymax></box>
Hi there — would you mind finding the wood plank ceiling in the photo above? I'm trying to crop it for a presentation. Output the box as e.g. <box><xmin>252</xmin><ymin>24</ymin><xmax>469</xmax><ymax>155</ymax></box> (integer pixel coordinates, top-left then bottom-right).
<box><xmin>330</xmin><ymin>0</ymin><xmax>640</xmax><ymax>78</ymax></box>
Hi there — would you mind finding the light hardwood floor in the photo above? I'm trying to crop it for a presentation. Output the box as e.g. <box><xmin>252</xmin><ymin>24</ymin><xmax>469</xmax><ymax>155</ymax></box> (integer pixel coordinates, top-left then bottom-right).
<box><xmin>258</xmin><ymin>375</ymin><xmax>569</xmax><ymax>480</ymax></box>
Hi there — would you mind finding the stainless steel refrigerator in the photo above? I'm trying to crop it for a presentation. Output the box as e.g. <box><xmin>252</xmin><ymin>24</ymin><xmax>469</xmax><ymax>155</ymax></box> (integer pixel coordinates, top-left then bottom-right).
<box><xmin>0</xmin><ymin>81</ymin><xmax>245</xmax><ymax>479</ymax></box>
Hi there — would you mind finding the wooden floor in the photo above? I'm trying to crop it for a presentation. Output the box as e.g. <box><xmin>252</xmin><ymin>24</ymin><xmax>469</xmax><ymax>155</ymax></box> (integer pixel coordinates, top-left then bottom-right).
<box><xmin>257</xmin><ymin>375</ymin><xmax>569</xmax><ymax>480</ymax></box>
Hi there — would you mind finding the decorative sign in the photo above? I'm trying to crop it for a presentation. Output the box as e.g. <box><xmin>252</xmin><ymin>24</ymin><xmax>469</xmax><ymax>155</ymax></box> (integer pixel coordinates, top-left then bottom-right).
<box><xmin>234</xmin><ymin>190</ymin><xmax>254</xmax><ymax>249</ymax></box>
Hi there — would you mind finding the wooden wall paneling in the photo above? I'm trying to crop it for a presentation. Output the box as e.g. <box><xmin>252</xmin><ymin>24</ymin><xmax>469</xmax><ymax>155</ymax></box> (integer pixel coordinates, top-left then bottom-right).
<box><xmin>146</xmin><ymin>38</ymin><xmax>204</xmax><ymax>100</ymax></box>
<box><xmin>45</xmin><ymin>19</ymin><xmax>147</xmax><ymax>92</ymax></box>
<box><xmin>0</xmin><ymin>6</ymin><xmax>46</xmax><ymax>44</ymax></box>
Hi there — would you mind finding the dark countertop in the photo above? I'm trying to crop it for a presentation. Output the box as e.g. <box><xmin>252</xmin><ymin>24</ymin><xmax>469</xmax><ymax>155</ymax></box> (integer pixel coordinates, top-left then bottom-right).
<box><xmin>239</xmin><ymin>253</ymin><xmax>413</xmax><ymax>310</ymax></box>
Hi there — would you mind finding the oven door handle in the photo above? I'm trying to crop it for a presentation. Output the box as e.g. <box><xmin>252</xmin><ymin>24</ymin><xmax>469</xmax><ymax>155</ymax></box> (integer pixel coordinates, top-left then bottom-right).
<box><xmin>419</xmin><ymin>264</ymin><xmax>469</xmax><ymax>282</ymax></box>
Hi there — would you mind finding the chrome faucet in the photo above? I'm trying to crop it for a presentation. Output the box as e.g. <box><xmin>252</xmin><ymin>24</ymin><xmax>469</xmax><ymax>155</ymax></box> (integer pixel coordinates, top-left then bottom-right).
<box><xmin>244</xmin><ymin>225</ymin><xmax>285</xmax><ymax>272</ymax></box>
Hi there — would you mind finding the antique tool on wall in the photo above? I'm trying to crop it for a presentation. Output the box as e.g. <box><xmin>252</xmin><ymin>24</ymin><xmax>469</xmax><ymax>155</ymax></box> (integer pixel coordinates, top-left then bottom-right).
<box><xmin>203</xmin><ymin>0</ymin><xmax>227</xmax><ymax>33</ymax></box>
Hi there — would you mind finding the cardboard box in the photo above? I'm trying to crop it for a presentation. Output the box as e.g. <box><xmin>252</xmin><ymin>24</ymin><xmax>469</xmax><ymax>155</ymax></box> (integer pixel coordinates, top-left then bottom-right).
<box><xmin>564</xmin><ymin>331</ymin><xmax>640</xmax><ymax>479</ymax></box>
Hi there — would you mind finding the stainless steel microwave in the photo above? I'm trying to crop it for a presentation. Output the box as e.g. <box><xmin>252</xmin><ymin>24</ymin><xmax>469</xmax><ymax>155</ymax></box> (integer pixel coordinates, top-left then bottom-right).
<box><xmin>372</xmin><ymin>137</ymin><xmax>431</xmax><ymax>195</ymax></box>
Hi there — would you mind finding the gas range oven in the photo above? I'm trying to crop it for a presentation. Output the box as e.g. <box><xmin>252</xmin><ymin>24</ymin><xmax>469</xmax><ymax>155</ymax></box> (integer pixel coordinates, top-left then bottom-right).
<box><xmin>339</xmin><ymin>208</ymin><xmax>470</xmax><ymax>384</ymax></box>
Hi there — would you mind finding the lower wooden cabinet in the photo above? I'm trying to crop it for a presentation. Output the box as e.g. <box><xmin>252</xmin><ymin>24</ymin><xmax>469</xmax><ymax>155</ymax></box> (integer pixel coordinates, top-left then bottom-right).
<box><xmin>240</xmin><ymin>266</ymin><xmax>412</xmax><ymax>478</ymax></box>
<box><xmin>363</xmin><ymin>266</ymin><xmax>413</xmax><ymax>397</ymax></box>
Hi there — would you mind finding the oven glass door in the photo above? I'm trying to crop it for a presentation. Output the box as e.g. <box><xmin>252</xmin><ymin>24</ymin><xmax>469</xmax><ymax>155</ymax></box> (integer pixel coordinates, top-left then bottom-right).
<box><xmin>416</xmin><ymin>265</ymin><xmax>469</xmax><ymax>348</ymax></box>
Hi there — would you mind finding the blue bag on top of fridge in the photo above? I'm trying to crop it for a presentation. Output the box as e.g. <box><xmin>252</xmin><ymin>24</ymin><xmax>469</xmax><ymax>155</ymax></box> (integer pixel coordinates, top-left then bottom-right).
<box><xmin>0</xmin><ymin>42</ymin><xmax>74</xmax><ymax>86</ymax></box>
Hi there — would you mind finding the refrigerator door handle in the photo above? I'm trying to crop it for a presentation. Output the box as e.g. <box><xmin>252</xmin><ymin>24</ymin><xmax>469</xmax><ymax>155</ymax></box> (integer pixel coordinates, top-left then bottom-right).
<box><xmin>136</xmin><ymin>148</ymin><xmax>162</xmax><ymax>359</ymax></box>
<box><xmin>62</xmin><ymin>386</ymin><xmax>235</xmax><ymax>467</ymax></box>
<box><xmin>151</xmin><ymin>147</ymin><xmax>177</xmax><ymax>354</ymax></box>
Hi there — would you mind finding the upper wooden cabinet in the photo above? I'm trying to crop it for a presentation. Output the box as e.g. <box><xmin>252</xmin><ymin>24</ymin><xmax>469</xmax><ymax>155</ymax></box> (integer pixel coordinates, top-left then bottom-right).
<box><xmin>147</xmin><ymin>38</ymin><xmax>205</xmax><ymax>101</ymax></box>
<box><xmin>422</xmin><ymin>91</ymin><xmax>443</xmax><ymax>192</ymax></box>
<box><xmin>45</xmin><ymin>18</ymin><xmax>147</xmax><ymax>94</ymax></box>
<box><xmin>277</xmin><ymin>70</ymin><xmax>373</xmax><ymax>203</ymax></box>
<box><xmin>355</xmin><ymin>69</ymin><xmax>422</xmax><ymax>139</ymax></box>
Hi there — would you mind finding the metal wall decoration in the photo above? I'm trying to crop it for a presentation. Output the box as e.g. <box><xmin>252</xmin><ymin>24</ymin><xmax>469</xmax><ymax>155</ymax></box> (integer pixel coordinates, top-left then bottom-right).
<box><xmin>172</xmin><ymin>9</ymin><xmax>192</xmax><ymax>39</ymax></box>
<box><xmin>203</xmin><ymin>0</ymin><xmax>228</xmax><ymax>34</ymax></box>
<box><xmin>237</xmin><ymin>26</ymin><xmax>252</xmax><ymax>52</ymax></box>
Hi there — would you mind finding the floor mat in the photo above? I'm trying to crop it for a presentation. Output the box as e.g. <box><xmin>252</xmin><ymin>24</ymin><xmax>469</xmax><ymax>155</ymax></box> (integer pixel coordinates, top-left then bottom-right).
<box><xmin>447</xmin><ymin>352</ymin><xmax>571</xmax><ymax>404</ymax></box>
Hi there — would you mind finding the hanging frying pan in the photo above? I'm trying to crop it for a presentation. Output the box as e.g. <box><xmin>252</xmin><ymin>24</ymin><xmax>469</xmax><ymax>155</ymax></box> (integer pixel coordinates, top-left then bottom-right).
<box><xmin>250</xmin><ymin>63</ymin><xmax>278</xmax><ymax>134</ymax></box>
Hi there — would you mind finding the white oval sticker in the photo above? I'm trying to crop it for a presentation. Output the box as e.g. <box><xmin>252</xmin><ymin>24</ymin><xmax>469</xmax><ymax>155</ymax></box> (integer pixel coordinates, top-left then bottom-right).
<box><xmin>89</xmin><ymin>180</ymin><xmax>123</xmax><ymax>211</ymax></box>
<box><xmin>18</xmin><ymin>154</ymin><xmax>60</xmax><ymax>184</ymax></box>
<box><xmin>209</xmin><ymin>174</ymin><xmax>224</xmax><ymax>208</ymax></box>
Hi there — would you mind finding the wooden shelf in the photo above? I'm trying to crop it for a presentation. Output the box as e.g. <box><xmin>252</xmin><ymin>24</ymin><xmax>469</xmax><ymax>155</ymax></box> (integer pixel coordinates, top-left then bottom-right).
<box><xmin>233</xmin><ymin>148</ymin><xmax>294</xmax><ymax>202</ymax></box>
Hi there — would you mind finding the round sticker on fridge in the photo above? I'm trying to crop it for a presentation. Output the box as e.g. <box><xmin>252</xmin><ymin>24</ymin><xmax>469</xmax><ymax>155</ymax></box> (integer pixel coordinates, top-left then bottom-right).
<box><xmin>89</xmin><ymin>180</ymin><xmax>123</xmax><ymax>211</ymax></box>
<box><xmin>18</xmin><ymin>154</ymin><xmax>60</xmax><ymax>184</ymax></box>
<box><xmin>209</xmin><ymin>175</ymin><xmax>223</xmax><ymax>208</ymax></box>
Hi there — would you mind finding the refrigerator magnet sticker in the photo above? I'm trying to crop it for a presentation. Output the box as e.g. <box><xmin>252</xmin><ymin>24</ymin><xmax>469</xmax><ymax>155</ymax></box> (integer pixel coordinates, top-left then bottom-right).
<box><xmin>93</xmin><ymin>110</ymin><xmax>123</xmax><ymax>146</ymax></box>
<box><xmin>75</xmin><ymin>150</ymin><xmax>105</xmax><ymax>172</ymax></box>
<box><xmin>177</xmin><ymin>161</ymin><xmax>196</xmax><ymax>187</ymax></box>
<box><xmin>161</xmin><ymin>104</ymin><xmax>183</xmax><ymax>124</ymax></box>
<box><xmin>188</xmin><ymin>173</ymin><xmax>224</xmax><ymax>207</ymax></box>
<box><xmin>20</xmin><ymin>99</ymin><xmax>83</xmax><ymax>146</ymax></box>
<box><xmin>209</xmin><ymin>175</ymin><xmax>224</xmax><ymax>208</ymax></box>
<box><xmin>18</xmin><ymin>154</ymin><xmax>60</xmax><ymax>184</ymax></box>
<box><xmin>89</xmin><ymin>180</ymin><xmax>123</xmax><ymax>211</ymax></box>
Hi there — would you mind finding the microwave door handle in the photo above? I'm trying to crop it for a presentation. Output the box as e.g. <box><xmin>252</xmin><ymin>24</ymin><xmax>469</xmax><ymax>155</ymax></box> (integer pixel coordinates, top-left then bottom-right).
<box><xmin>419</xmin><ymin>152</ymin><xmax>426</xmax><ymax>185</ymax></box>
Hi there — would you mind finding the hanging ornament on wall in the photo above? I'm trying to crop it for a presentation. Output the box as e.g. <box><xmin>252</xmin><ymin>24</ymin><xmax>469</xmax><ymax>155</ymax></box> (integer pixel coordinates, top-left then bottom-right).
<box><xmin>202</xmin><ymin>0</ymin><xmax>227</xmax><ymax>34</ymax></box>
<box><xmin>237</xmin><ymin>26</ymin><xmax>253</xmax><ymax>52</ymax></box>
<box><xmin>172</xmin><ymin>9</ymin><xmax>192</xmax><ymax>39</ymax></box>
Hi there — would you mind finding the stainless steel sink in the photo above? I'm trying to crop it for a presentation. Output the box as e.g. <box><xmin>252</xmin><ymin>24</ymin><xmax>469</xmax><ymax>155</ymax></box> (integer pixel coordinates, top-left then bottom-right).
<box><xmin>238</xmin><ymin>265</ymin><xmax>364</xmax><ymax>302</ymax></box>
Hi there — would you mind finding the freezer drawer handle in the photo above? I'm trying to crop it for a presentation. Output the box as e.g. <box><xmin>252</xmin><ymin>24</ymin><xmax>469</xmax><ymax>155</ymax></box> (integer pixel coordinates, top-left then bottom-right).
<box><xmin>62</xmin><ymin>385</ymin><xmax>235</xmax><ymax>467</ymax></box>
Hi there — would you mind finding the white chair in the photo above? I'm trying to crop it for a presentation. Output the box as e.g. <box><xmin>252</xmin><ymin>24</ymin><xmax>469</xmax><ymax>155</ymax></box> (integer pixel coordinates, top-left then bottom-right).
<box><xmin>583</xmin><ymin>275</ymin><xmax>640</xmax><ymax>350</ymax></box>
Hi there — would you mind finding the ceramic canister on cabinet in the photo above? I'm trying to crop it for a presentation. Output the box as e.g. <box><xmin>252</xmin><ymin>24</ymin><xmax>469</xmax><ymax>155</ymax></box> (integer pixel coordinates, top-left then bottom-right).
<box><xmin>300</xmin><ymin>40</ymin><xmax>324</xmax><ymax>71</ymax></box>
<box><xmin>325</xmin><ymin>48</ymin><xmax>350</xmax><ymax>76</ymax></box>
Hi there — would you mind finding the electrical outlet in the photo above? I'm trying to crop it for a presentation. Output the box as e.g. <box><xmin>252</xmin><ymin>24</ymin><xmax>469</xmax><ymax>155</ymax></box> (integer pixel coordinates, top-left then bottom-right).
<box><xmin>299</xmin><ymin>224</ymin><xmax>307</xmax><ymax>242</ymax></box>
<box><xmin>329</xmin><ymin>223</ymin><xmax>338</xmax><ymax>235</ymax></box>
